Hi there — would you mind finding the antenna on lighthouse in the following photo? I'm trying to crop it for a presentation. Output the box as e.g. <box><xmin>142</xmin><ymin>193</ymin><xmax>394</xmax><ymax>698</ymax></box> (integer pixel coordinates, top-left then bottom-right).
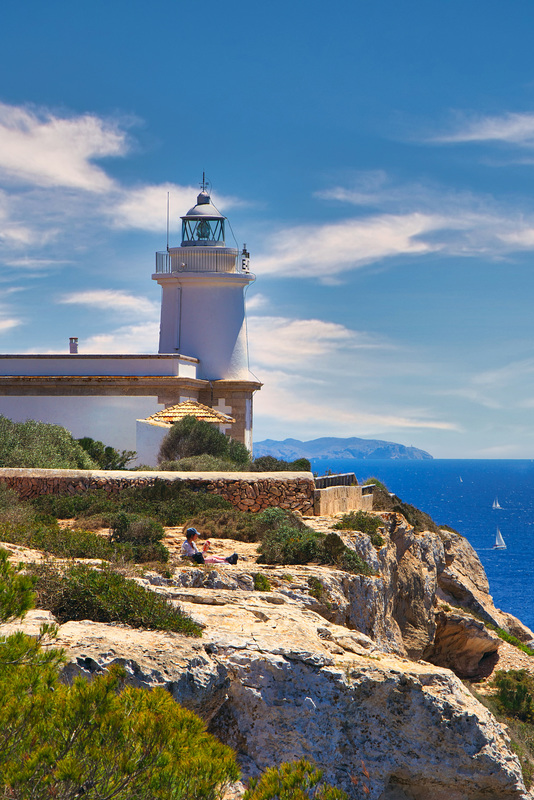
<box><xmin>166</xmin><ymin>191</ymin><xmax>170</xmax><ymax>252</ymax></box>
<box><xmin>200</xmin><ymin>171</ymin><xmax>212</xmax><ymax>195</ymax></box>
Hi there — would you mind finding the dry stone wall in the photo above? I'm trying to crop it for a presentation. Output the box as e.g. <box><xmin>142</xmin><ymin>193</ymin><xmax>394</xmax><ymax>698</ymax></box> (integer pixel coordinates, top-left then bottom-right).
<box><xmin>0</xmin><ymin>468</ymin><xmax>315</xmax><ymax>515</ymax></box>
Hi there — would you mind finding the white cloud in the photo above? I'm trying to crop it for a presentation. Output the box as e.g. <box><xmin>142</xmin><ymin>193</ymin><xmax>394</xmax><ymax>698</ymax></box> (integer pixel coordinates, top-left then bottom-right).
<box><xmin>0</xmin><ymin>318</ymin><xmax>21</xmax><ymax>332</ymax></box>
<box><xmin>78</xmin><ymin>321</ymin><xmax>160</xmax><ymax>354</ymax></box>
<box><xmin>245</xmin><ymin>292</ymin><xmax>269</xmax><ymax>312</ymax></box>
<box><xmin>109</xmin><ymin>183</ymin><xmax>242</xmax><ymax>232</ymax></box>
<box><xmin>0</xmin><ymin>102</ymin><xmax>127</xmax><ymax>192</ymax></box>
<box><xmin>248</xmin><ymin>315</ymin><xmax>383</xmax><ymax>368</ymax></box>
<box><xmin>254</xmin><ymin>213</ymin><xmax>442</xmax><ymax>278</ymax></box>
<box><xmin>59</xmin><ymin>289</ymin><xmax>158</xmax><ymax>317</ymax></box>
<box><xmin>254</xmin><ymin>368</ymin><xmax>458</xmax><ymax>434</ymax></box>
<box><xmin>432</xmin><ymin>112</ymin><xmax>534</xmax><ymax>146</ymax></box>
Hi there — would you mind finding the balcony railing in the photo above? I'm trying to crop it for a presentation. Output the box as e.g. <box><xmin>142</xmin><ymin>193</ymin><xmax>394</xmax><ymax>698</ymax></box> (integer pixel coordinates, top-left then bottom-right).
<box><xmin>155</xmin><ymin>248</ymin><xmax>241</xmax><ymax>274</ymax></box>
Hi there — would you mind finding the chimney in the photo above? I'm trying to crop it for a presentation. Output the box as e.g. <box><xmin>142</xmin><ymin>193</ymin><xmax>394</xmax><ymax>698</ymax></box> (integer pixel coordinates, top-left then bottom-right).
<box><xmin>69</xmin><ymin>337</ymin><xmax>78</xmax><ymax>354</ymax></box>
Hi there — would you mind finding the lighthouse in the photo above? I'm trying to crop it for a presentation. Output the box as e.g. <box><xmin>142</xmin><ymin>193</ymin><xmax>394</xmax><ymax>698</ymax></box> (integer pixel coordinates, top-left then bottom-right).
<box><xmin>154</xmin><ymin>183</ymin><xmax>253</xmax><ymax>380</ymax></box>
<box><xmin>0</xmin><ymin>179</ymin><xmax>261</xmax><ymax>461</ymax></box>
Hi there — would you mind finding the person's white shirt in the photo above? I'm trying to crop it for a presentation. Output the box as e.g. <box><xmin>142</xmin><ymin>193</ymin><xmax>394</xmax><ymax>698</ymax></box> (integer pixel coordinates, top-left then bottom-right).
<box><xmin>181</xmin><ymin>540</ymin><xmax>199</xmax><ymax>557</ymax></box>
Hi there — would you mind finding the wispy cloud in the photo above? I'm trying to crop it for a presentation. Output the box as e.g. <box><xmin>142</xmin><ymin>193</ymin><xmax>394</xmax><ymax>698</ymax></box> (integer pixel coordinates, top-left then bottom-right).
<box><xmin>248</xmin><ymin>315</ymin><xmax>457</xmax><ymax>437</ymax></box>
<box><xmin>0</xmin><ymin>102</ymin><xmax>127</xmax><ymax>191</ymax></box>
<box><xmin>77</xmin><ymin>321</ymin><xmax>160</xmax><ymax>354</ymax></box>
<box><xmin>248</xmin><ymin>315</ymin><xmax>385</xmax><ymax>368</ymax></box>
<box><xmin>254</xmin><ymin>213</ymin><xmax>442</xmax><ymax>278</ymax></box>
<box><xmin>59</xmin><ymin>290</ymin><xmax>158</xmax><ymax>317</ymax></box>
<box><xmin>254</xmin><ymin>368</ymin><xmax>458</xmax><ymax>435</ymax></box>
<box><xmin>431</xmin><ymin>112</ymin><xmax>534</xmax><ymax>146</ymax></box>
<box><xmin>109</xmin><ymin>183</ymin><xmax>241</xmax><ymax>231</ymax></box>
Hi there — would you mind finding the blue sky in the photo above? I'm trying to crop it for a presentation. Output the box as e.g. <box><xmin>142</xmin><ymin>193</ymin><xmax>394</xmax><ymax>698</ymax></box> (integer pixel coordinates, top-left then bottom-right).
<box><xmin>2</xmin><ymin>1</ymin><xmax>534</xmax><ymax>457</ymax></box>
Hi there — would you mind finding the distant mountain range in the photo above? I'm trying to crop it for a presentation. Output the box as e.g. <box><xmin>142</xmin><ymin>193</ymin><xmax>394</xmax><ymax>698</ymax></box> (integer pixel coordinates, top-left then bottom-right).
<box><xmin>253</xmin><ymin>436</ymin><xmax>433</xmax><ymax>461</ymax></box>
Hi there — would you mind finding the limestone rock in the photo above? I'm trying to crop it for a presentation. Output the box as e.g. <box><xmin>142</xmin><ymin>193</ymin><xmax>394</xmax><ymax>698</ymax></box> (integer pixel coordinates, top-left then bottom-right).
<box><xmin>437</xmin><ymin>529</ymin><xmax>534</xmax><ymax>644</ymax></box>
<box><xmin>423</xmin><ymin>610</ymin><xmax>501</xmax><ymax>678</ymax></box>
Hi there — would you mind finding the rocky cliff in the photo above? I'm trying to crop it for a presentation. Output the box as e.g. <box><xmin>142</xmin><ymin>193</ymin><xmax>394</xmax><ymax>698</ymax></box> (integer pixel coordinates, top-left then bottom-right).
<box><xmin>2</xmin><ymin>511</ymin><xmax>534</xmax><ymax>799</ymax></box>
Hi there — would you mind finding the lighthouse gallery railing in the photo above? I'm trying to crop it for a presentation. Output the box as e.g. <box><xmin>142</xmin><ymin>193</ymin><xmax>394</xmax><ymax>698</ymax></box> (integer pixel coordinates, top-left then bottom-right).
<box><xmin>155</xmin><ymin>249</ymin><xmax>240</xmax><ymax>274</ymax></box>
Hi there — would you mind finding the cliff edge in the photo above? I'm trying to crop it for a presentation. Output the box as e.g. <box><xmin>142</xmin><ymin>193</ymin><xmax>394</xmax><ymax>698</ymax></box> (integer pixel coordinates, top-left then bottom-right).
<box><xmin>2</xmin><ymin>510</ymin><xmax>534</xmax><ymax>799</ymax></box>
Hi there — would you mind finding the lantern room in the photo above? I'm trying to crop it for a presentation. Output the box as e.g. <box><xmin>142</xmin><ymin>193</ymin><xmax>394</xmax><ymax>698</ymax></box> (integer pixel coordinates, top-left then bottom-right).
<box><xmin>181</xmin><ymin>189</ymin><xmax>226</xmax><ymax>247</ymax></box>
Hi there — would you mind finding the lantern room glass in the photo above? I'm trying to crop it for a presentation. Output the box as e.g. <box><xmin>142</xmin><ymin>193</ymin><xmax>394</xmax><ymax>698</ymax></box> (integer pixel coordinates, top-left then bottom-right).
<box><xmin>181</xmin><ymin>218</ymin><xmax>225</xmax><ymax>245</ymax></box>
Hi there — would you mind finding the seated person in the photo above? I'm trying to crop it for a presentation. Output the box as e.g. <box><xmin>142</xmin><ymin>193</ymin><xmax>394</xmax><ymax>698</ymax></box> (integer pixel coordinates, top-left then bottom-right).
<box><xmin>181</xmin><ymin>528</ymin><xmax>238</xmax><ymax>565</ymax></box>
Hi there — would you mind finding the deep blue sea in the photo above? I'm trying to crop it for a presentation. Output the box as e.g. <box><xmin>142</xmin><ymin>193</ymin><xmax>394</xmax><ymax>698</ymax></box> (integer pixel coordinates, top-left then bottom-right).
<box><xmin>311</xmin><ymin>459</ymin><xmax>534</xmax><ymax>632</ymax></box>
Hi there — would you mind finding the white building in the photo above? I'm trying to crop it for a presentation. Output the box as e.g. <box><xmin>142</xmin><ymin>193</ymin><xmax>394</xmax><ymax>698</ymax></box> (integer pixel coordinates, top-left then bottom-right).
<box><xmin>0</xmin><ymin>185</ymin><xmax>261</xmax><ymax>462</ymax></box>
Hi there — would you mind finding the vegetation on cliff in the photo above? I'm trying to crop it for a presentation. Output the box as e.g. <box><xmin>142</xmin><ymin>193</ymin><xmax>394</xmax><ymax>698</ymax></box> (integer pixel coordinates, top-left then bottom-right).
<box><xmin>0</xmin><ymin>417</ymin><xmax>97</xmax><ymax>470</ymax></box>
<box><xmin>28</xmin><ymin>561</ymin><xmax>202</xmax><ymax>635</ymax></box>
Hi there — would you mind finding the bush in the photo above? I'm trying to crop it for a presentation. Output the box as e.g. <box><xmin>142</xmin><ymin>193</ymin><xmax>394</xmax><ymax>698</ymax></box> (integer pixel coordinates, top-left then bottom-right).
<box><xmin>160</xmin><ymin>455</ymin><xmax>241</xmax><ymax>472</ymax></box>
<box><xmin>258</xmin><ymin>526</ymin><xmax>373</xmax><ymax>576</ymax></box>
<box><xmin>244</xmin><ymin>759</ymin><xmax>347</xmax><ymax>800</ymax></box>
<box><xmin>32</xmin><ymin>480</ymin><xmax>232</xmax><ymax>527</ymax></box>
<box><xmin>492</xmin><ymin>670</ymin><xmax>534</xmax><ymax>723</ymax></box>
<box><xmin>76</xmin><ymin>436</ymin><xmax>136</xmax><ymax>470</ymax></box>
<box><xmin>0</xmin><ymin>484</ymin><xmax>35</xmax><ymax>527</ymax></box>
<box><xmin>0</xmin><ymin>520</ymin><xmax>119</xmax><ymax>561</ymax></box>
<box><xmin>370</xmin><ymin>484</ymin><xmax>438</xmax><ymax>533</ymax></box>
<box><xmin>253</xmin><ymin>573</ymin><xmax>271</xmax><ymax>592</ymax></box>
<box><xmin>0</xmin><ymin>417</ymin><xmax>98</xmax><ymax>469</ymax></box>
<box><xmin>184</xmin><ymin>506</ymin><xmax>306</xmax><ymax>544</ymax></box>
<box><xmin>259</xmin><ymin>524</ymin><xmax>322</xmax><ymax>566</ymax></box>
<box><xmin>251</xmin><ymin>455</ymin><xmax>312</xmax><ymax>472</ymax></box>
<box><xmin>109</xmin><ymin>513</ymin><xmax>169</xmax><ymax>563</ymax></box>
<box><xmin>30</xmin><ymin>562</ymin><xmax>201</xmax><ymax>635</ymax></box>
<box><xmin>158</xmin><ymin>415</ymin><xmax>249</xmax><ymax>468</ymax></box>
<box><xmin>0</xmin><ymin>659</ymin><xmax>238</xmax><ymax>800</ymax></box>
<box><xmin>333</xmin><ymin>511</ymin><xmax>385</xmax><ymax>549</ymax></box>
<box><xmin>32</xmin><ymin>489</ymin><xmax>116</xmax><ymax>519</ymax></box>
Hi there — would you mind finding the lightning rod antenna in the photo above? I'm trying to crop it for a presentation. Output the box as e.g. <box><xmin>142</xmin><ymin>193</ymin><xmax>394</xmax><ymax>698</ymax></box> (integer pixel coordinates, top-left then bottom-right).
<box><xmin>166</xmin><ymin>191</ymin><xmax>170</xmax><ymax>252</ymax></box>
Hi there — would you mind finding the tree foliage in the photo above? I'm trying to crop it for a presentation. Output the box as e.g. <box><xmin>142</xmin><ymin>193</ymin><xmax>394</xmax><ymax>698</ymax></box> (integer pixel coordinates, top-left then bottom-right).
<box><xmin>244</xmin><ymin>759</ymin><xmax>347</xmax><ymax>800</ymax></box>
<box><xmin>0</xmin><ymin>417</ymin><xmax>97</xmax><ymax>470</ymax></box>
<box><xmin>0</xmin><ymin>547</ymin><xmax>236</xmax><ymax>799</ymax></box>
<box><xmin>76</xmin><ymin>436</ymin><xmax>137</xmax><ymax>470</ymax></box>
<box><xmin>159</xmin><ymin>416</ymin><xmax>250</xmax><ymax>466</ymax></box>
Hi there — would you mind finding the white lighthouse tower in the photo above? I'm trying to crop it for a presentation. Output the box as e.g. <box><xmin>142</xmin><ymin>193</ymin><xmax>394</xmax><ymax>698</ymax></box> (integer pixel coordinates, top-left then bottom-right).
<box><xmin>154</xmin><ymin>182</ymin><xmax>253</xmax><ymax>380</ymax></box>
<box><xmin>0</xmin><ymin>179</ymin><xmax>261</xmax><ymax>462</ymax></box>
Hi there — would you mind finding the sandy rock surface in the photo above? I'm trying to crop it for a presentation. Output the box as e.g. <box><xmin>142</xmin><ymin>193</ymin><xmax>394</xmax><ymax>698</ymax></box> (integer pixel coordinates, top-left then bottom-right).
<box><xmin>3</xmin><ymin>511</ymin><xmax>534</xmax><ymax>798</ymax></box>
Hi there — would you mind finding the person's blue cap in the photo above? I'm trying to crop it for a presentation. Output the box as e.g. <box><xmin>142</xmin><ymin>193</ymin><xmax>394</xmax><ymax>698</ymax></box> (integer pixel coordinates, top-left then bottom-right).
<box><xmin>186</xmin><ymin>528</ymin><xmax>199</xmax><ymax>538</ymax></box>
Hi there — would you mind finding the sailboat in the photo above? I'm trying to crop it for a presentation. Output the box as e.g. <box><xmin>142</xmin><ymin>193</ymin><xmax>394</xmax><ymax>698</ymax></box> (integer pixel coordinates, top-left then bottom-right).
<box><xmin>492</xmin><ymin>497</ymin><xmax>502</xmax><ymax>509</ymax></box>
<box><xmin>493</xmin><ymin>528</ymin><xmax>506</xmax><ymax>550</ymax></box>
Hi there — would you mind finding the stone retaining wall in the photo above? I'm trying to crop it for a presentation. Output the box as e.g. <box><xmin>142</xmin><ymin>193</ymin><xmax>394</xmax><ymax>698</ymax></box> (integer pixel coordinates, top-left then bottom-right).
<box><xmin>313</xmin><ymin>484</ymin><xmax>374</xmax><ymax>516</ymax></box>
<box><xmin>0</xmin><ymin>469</ymin><xmax>315</xmax><ymax>515</ymax></box>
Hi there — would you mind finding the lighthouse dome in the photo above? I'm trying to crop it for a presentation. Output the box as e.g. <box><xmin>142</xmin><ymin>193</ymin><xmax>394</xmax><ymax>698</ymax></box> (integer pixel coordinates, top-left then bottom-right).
<box><xmin>184</xmin><ymin>190</ymin><xmax>225</xmax><ymax>220</ymax></box>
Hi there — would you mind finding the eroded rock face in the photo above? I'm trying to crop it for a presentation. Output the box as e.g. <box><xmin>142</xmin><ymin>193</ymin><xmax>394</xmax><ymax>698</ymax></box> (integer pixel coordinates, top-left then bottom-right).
<box><xmin>423</xmin><ymin>610</ymin><xmax>501</xmax><ymax>678</ymax></box>
<box><xmin>3</xmin><ymin>597</ymin><xmax>528</xmax><ymax>799</ymax></box>
<box><xmin>437</xmin><ymin>529</ymin><xmax>534</xmax><ymax>645</ymax></box>
<box><xmin>210</xmin><ymin>651</ymin><xmax>525</xmax><ymax>800</ymax></box>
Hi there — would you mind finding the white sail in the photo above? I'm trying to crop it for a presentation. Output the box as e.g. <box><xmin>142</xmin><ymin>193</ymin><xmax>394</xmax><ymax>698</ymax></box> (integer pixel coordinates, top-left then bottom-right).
<box><xmin>492</xmin><ymin>497</ymin><xmax>502</xmax><ymax>509</ymax></box>
<box><xmin>493</xmin><ymin>528</ymin><xmax>506</xmax><ymax>549</ymax></box>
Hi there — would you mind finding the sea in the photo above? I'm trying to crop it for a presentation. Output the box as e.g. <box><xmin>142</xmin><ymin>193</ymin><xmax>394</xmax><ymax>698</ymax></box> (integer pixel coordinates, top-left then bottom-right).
<box><xmin>311</xmin><ymin>458</ymin><xmax>534</xmax><ymax>633</ymax></box>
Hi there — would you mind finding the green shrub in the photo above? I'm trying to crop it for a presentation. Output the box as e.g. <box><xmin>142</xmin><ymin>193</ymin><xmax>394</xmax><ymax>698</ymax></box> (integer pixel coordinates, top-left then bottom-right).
<box><xmin>32</xmin><ymin>481</ymin><xmax>232</xmax><ymax>527</ymax></box>
<box><xmin>370</xmin><ymin>483</ymin><xmax>439</xmax><ymax>533</ymax></box>
<box><xmin>258</xmin><ymin>526</ymin><xmax>373</xmax><ymax>576</ymax></box>
<box><xmin>0</xmin><ymin>484</ymin><xmax>35</xmax><ymax>527</ymax></box>
<box><xmin>492</xmin><ymin>670</ymin><xmax>534</xmax><ymax>722</ymax></box>
<box><xmin>76</xmin><ymin>436</ymin><xmax>136</xmax><ymax>470</ymax></box>
<box><xmin>253</xmin><ymin>572</ymin><xmax>271</xmax><ymax>592</ymax></box>
<box><xmin>31</xmin><ymin>489</ymin><xmax>116</xmax><ymax>519</ymax></box>
<box><xmin>259</xmin><ymin>524</ymin><xmax>322</xmax><ymax>566</ymax></box>
<box><xmin>333</xmin><ymin>511</ymin><xmax>385</xmax><ymax>547</ymax></box>
<box><xmin>30</xmin><ymin>562</ymin><xmax>201</xmax><ymax>635</ymax></box>
<box><xmin>0</xmin><ymin>520</ymin><xmax>119</xmax><ymax>561</ymax></box>
<box><xmin>0</xmin><ymin>417</ymin><xmax>98</xmax><ymax>470</ymax></box>
<box><xmin>160</xmin><ymin>455</ymin><xmax>241</xmax><ymax>472</ymax></box>
<box><xmin>251</xmin><ymin>455</ymin><xmax>312</xmax><ymax>472</ymax></box>
<box><xmin>0</xmin><ymin>658</ymin><xmax>238</xmax><ymax>800</ymax></box>
<box><xmin>363</xmin><ymin>476</ymin><xmax>389</xmax><ymax>492</ymax></box>
<box><xmin>244</xmin><ymin>759</ymin><xmax>347</xmax><ymax>800</ymax></box>
<box><xmin>307</xmin><ymin>576</ymin><xmax>326</xmax><ymax>602</ymax></box>
<box><xmin>184</xmin><ymin>505</ymin><xmax>306</xmax><ymax>543</ymax></box>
